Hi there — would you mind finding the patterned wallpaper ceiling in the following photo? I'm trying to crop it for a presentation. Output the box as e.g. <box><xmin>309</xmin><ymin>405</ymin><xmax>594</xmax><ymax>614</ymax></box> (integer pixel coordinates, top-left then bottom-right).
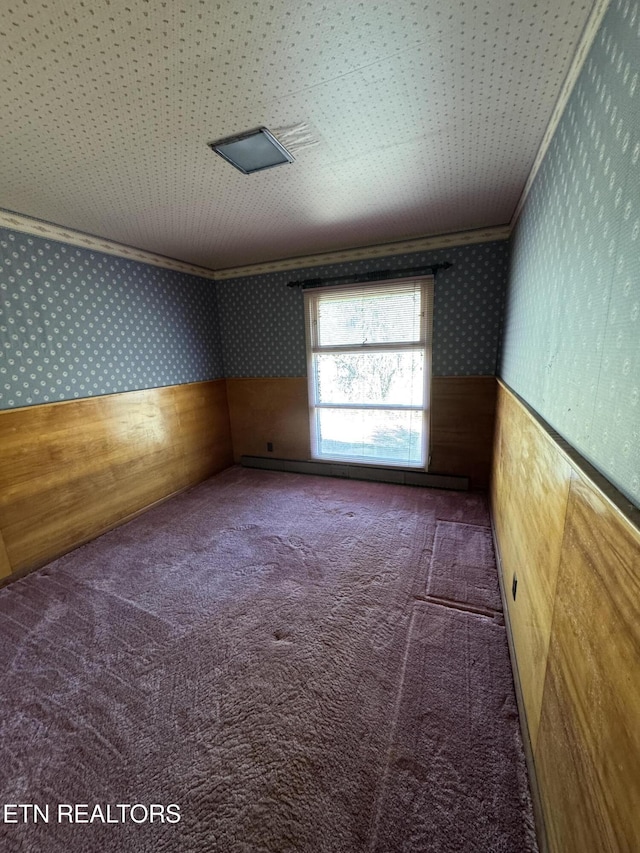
<box><xmin>0</xmin><ymin>0</ymin><xmax>601</xmax><ymax>270</ymax></box>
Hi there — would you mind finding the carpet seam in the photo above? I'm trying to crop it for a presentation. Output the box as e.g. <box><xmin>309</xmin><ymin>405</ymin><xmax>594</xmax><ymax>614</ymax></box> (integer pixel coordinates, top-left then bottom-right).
<box><xmin>366</xmin><ymin>605</ymin><xmax>419</xmax><ymax>853</ymax></box>
<box><xmin>414</xmin><ymin>593</ymin><xmax>503</xmax><ymax>619</ymax></box>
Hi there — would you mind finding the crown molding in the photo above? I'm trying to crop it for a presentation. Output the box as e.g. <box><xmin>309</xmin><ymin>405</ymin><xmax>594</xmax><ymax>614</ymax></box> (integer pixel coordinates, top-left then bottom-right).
<box><xmin>0</xmin><ymin>209</ymin><xmax>510</xmax><ymax>283</ymax></box>
<box><xmin>0</xmin><ymin>209</ymin><xmax>218</xmax><ymax>281</ymax></box>
<box><xmin>510</xmin><ymin>0</ymin><xmax>612</xmax><ymax>230</ymax></box>
<box><xmin>214</xmin><ymin>225</ymin><xmax>512</xmax><ymax>280</ymax></box>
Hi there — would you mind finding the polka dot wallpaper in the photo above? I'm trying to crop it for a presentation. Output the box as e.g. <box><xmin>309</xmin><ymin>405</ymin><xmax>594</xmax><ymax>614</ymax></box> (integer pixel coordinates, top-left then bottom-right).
<box><xmin>0</xmin><ymin>227</ymin><xmax>223</xmax><ymax>409</ymax></box>
<box><xmin>217</xmin><ymin>240</ymin><xmax>509</xmax><ymax>378</ymax></box>
<box><xmin>501</xmin><ymin>0</ymin><xmax>640</xmax><ymax>506</ymax></box>
<box><xmin>0</xmin><ymin>221</ymin><xmax>509</xmax><ymax>412</ymax></box>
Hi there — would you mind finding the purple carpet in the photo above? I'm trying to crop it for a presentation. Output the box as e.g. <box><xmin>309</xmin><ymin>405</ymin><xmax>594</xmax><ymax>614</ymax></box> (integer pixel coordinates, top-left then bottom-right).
<box><xmin>370</xmin><ymin>603</ymin><xmax>531</xmax><ymax>853</ymax></box>
<box><xmin>427</xmin><ymin>521</ymin><xmax>502</xmax><ymax>612</ymax></box>
<box><xmin>0</xmin><ymin>467</ymin><xmax>537</xmax><ymax>852</ymax></box>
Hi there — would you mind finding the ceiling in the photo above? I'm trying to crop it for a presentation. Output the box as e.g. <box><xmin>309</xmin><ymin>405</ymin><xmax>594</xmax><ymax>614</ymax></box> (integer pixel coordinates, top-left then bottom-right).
<box><xmin>0</xmin><ymin>0</ymin><xmax>600</xmax><ymax>272</ymax></box>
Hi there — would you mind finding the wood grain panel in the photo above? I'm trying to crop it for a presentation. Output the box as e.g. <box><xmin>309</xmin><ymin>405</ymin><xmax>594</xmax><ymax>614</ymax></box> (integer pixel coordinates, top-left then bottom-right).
<box><xmin>0</xmin><ymin>530</ymin><xmax>11</xmax><ymax>580</ymax></box>
<box><xmin>175</xmin><ymin>381</ymin><xmax>234</xmax><ymax>485</ymax></box>
<box><xmin>227</xmin><ymin>375</ymin><xmax>497</xmax><ymax>487</ymax></box>
<box><xmin>491</xmin><ymin>383</ymin><xmax>571</xmax><ymax>748</ymax></box>
<box><xmin>430</xmin><ymin>376</ymin><xmax>496</xmax><ymax>489</ymax></box>
<box><xmin>535</xmin><ymin>472</ymin><xmax>640</xmax><ymax>853</ymax></box>
<box><xmin>0</xmin><ymin>380</ymin><xmax>232</xmax><ymax>577</ymax></box>
<box><xmin>491</xmin><ymin>384</ymin><xmax>518</xmax><ymax>563</ymax></box>
<box><xmin>226</xmin><ymin>377</ymin><xmax>311</xmax><ymax>463</ymax></box>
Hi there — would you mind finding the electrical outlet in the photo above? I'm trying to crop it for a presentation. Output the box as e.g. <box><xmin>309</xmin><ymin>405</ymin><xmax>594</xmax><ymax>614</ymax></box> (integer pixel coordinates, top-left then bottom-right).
<box><xmin>512</xmin><ymin>574</ymin><xmax>518</xmax><ymax>601</ymax></box>
<box><xmin>267</xmin><ymin>442</ymin><xmax>273</xmax><ymax>452</ymax></box>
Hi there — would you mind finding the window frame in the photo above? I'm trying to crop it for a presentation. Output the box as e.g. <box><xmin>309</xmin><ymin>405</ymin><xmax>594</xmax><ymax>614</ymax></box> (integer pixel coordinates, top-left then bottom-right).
<box><xmin>304</xmin><ymin>275</ymin><xmax>433</xmax><ymax>470</ymax></box>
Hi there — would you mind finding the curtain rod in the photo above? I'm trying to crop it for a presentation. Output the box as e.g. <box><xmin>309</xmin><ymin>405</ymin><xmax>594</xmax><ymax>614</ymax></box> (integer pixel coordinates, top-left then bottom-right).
<box><xmin>286</xmin><ymin>262</ymin><xmax>452</xmax><ymax>289</ymax></box>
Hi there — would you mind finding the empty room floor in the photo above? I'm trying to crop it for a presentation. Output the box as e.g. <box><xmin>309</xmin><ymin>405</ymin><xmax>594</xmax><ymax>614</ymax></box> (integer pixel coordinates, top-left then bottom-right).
<box><xmin>0</xmin><ymin>467</ymin><xmax>537</xmax><ymax>852</ymax></box>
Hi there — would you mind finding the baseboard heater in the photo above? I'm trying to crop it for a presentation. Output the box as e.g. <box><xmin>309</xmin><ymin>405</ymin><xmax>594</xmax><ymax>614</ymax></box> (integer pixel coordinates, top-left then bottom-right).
<box><xmin>240</xmin><ymin>456</ymin><xmax>469</xmax><ymax>491</ymax></box>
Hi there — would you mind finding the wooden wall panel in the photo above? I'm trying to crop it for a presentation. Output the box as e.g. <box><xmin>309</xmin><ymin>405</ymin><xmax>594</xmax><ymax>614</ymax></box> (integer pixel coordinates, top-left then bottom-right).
<box><xmin>174</xmin><ymin>381</ymin><xmax>234</xmax><ymax>486</ymax></box>
<box><xmin>227</xmin><ymin>375</ymin><xmax>496</xmax><ymax>488</ymax></box>
<box><xmin>0</xmin><ymin>531</ymin><xmax>11</xmax><ymax>580</ymax></box>
<box><xmin>491</xmin><ymin>381</ymin><xmax>640</xmax><ymax>853</ymax></box>
<box><xmin>430</xmin><ymin>376</ymin><xmax>496</xmax><ymax>489</ymax></box>
<box><xmin>535</xmin><ymin>473</ymin><xmax>640</xmax><ymax>853</ymax></box>
<box><xmin>491</xmin><ymin>384</ymin><xmax>571</xmax><ymax>749</ymax></box>
<box><xmin>0</xmin><ymin>380</ymin><xmax>232</xmax><ymax>578</ymax></box>
<box><xmin>226</xmin><ymin>377</ymin><xmax>311</xmax><ymax>463</ymax></box>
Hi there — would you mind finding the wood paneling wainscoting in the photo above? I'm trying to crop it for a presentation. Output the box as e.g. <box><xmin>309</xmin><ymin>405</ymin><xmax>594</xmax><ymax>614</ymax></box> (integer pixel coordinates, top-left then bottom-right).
<box><xmin>226</xmin><ymin>377</ymin><xmax>311</xmax><ymax>463</ymax></box>
<box><xmin>226</xmin><ymin>375</ymin><xmax>496</xmax><ymax>489</ymax></box>
<box><xmin>491</xmin><ymin>381</ymin><xmax>640</xmax><ymax>853</ymax></box>
<box><xmin>430</xmin><ymin>376</ymin><xmax>496</xmax><ymax>489</ymax></box>
<box><xmin>0</xmin><ymin>379</ymin><xmax>233</xmax><ymax>581</ymax></box>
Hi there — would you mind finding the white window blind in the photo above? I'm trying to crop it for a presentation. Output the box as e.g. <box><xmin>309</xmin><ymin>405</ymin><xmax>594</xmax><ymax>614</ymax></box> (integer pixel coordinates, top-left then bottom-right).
<box><xmin>305</xmin><ymin>277</ymin><xmax>433</xmax><ymax>468</ymax></box>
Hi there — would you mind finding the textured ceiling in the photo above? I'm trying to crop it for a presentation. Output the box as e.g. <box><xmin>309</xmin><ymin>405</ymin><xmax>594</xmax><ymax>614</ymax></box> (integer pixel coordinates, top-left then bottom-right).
<box><xmin>0</xmin><ymin>0</ymin><xmax>599</xmax><ymax>271</ymax></box>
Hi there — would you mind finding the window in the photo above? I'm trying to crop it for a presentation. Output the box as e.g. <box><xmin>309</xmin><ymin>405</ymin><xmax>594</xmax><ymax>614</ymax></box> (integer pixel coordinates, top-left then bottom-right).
<box><xmin>305</xmin><ymin>276</ymin><xmax>433</xmax><ymax>468</ymax></box>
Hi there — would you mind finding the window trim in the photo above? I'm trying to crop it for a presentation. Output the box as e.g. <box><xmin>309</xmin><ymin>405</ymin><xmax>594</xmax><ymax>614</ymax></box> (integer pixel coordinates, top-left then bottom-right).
<box><xmin>304</xmin><ymin>275</ymin><xmax>433</xmax><ymax>470</ymax></box>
